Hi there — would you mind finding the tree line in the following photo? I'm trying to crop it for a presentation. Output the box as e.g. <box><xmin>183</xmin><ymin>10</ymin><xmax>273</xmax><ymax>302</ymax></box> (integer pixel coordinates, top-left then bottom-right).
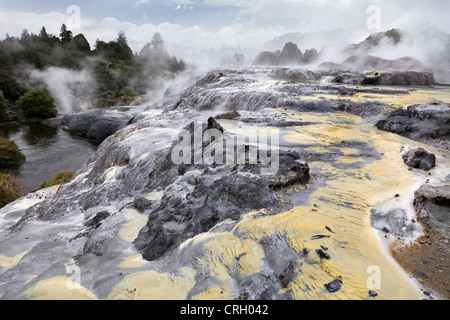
<box><xmin>0</xmin><ymin>24</ymin><xmax>186</xmax><ymax>120</ymax></box>
<box><xmin>253</xmin><ymin>42</ymin><xmax>319</xmax><ymax>66</ymax></box>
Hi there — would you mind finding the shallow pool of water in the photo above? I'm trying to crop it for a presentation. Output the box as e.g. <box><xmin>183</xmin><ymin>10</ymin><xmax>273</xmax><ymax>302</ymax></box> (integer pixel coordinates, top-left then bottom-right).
<box><xmin>0</xmin><ymin>122</ymin><xmax>98</xmax><ymax>193</ymax></box>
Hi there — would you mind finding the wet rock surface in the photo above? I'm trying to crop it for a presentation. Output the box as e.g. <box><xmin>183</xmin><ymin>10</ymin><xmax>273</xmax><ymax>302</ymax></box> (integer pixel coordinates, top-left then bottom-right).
<box><xmin>61</xmin><ymin>106</ymin><xmax>145</xmax><ymax>143</ymax></box>
<box><xmin>134</xmin><ymin>150</ymin><xmax>310</xmax><ymax>261</ymax></box>
<box><xmin>371</xmin><ymin>208</ymin><xmax>417</xmax><ymax>239</ymax></box>
<box><xmin>0</xmin><ymin>67</ymin><xmax>449</xmax><ymax>300</ymax></box>
<box><xmin>376</xmin><ymin>100</ymin><xmax>450</xmax><ymax>149</ymax></box>
<box><xmin>393</xmin><ymin>185</ymin><xmax>450</xmax><ymax>299</ymax></box>
<box><xmin>324</xmin><ymin>279</ymin><xmax>343</xmax><ymax>293</ymax></box>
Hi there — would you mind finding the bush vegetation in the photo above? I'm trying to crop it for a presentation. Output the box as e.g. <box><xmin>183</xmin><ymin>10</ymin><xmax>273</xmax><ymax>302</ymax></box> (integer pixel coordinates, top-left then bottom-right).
<box><xmin>15</xmin><ymin>89</ymin><xmax>57</xmax><ymax>119</ymax></box>
<box><xmin>38</xmin><ymin>170</ymin><xmax>74</xmax><ymax>190</ymax></box>
<box><xmin>0</xmin><ymin>90</ymin><xmax>8</xmax><ymax>120</ymax></box>
<box><xmin>253</xmin><ymin>42</ymin><xmax>319</xmax><ymax>66</ymax></box>
<box><xmin>0</xmin><ymin>137</ymin><xmax>26</xmax><ymax>168</ymax></box>
<box><xmin>0</xmin><ymin>171</ymin><xmax>22</xmax><ymax>208</ymax></box>
<box><xmin>0</xmin><ymin>25</ymin><xmax>186</xmax><ymax>111</ymax></box>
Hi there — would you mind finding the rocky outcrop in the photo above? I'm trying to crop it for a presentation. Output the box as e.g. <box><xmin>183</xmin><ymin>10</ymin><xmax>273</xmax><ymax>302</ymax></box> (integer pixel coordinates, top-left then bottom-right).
<box><xmin>134</xmin><ymin>147</ymin><xmax>310</xmax><ymax>261</ymax></box>
<box><xmin>61</xmin><ymin>106</ymin><xmax>145</xmax><ymax>142</ymax></box>
<box><xmin>324</xmin><ymin>279</ymin><xmax>343</xmax><ymax>293</ymax></box>
<box><xmin>269</xmin><ymin>68</ymin><xmax>318</xmax><ymax>82</ymax></box>
<box><xmin>342</xmin><ymin>55</ymin><xmax>426</xmax><ymax>72</ymax></box>
<box><xmin>376</xmin><ymin>100</ymin><xmax>450</xmax><ymax>149</ymax></box>
<box><xmin>327</xmin><ymin>72</ymin><xmax>365</xmax><ymax>85</ymax></box>
<box><xmin>414</xmin><ymin>185</ymin><xmax>450</xmax><ymax>237</ymax></box>
<box><xmin>362</xmin><ymin>71</ymin><xmax>435</xmax><ymax>86</ymax></box>
<box><xmin>402</xmin><ymin>148</ymin><xmax>436</xmax><ymax>171</ymax></box>
<box><xmin>317</xmin><ymin>55</ymin><xmax>436</xmax><ymax>86</ymax></box>
<box><xmin>1</xmin><ymin>67</ymin><xmax>448</xmax><ymax>301</ymax></box>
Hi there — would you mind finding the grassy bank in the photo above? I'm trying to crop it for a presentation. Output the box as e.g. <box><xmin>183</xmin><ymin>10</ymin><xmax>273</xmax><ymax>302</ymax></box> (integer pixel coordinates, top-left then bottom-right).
<box><xmin>39</xmin><ymin>170</ymin><xmax>74</xmax><ymax>190</ymax></box>
<box><xmin>0</xmin><ymin>171</ymin><xmax>22</xmax><ymax>208</ymax></box>
<box><xmin>0</xmin><ymin>137</ymin><xmax>25</xmax><ymax>168</ymax></box>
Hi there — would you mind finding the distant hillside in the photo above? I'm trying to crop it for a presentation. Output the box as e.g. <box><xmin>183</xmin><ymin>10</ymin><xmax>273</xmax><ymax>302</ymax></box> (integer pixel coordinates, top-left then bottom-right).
<box><xmin>347</xmin><ymin>29</ymin><xmax>403</xmax><ymax>54</ymax></box>
<box><xmin>262</xmin><ymin>27</ymin><xmax>450</xmax><ymax>83</ymax></box>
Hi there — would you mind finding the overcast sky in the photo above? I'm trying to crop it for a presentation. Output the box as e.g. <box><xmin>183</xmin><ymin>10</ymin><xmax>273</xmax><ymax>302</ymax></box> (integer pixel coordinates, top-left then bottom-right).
<box><xmin>0</xmin><ymin>0</ymin><xmax>448</xmax><ymax>53</ymax></box>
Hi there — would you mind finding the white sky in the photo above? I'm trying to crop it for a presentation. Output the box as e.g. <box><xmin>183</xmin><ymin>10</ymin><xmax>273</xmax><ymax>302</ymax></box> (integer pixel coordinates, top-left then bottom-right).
<box><xmin>0</xmin><ymin>0</ymin><xmax>448</xmax><ymax>54</ymax></box>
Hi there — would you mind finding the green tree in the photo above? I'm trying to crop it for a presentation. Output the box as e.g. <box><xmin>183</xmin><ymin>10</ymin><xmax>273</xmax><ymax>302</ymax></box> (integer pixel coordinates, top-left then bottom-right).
<box><xmin>20</xmin><ymin>29</ymin><xmax>31</xmax><ymax>43</ymax></box>
<box><xmin>94</xmin><ymin>32</ymin><xmax>133</xmax><ymax>62</ymax></box>
<box><xmin>0</xmin><ymin>90</ymin><xmax>8</xmax><ymax>119</ymax></box>
<box><xmin>151</xmin><ymin>33</ymin><xmax>165</xmax><ymax>53</ymax></box>
<box><xmin>280</xmin><ymin>42</ymin><xmax>302</xmax><ymax>65</ymax></box>
<box><xmin>39</xmin><ymin>26</ymin><xmax>49</xmax><ymax>41</ymax></box>
<box><xmin>302</xmin><ymin>48</ymin><xmax>319</xmax><ymax>64</ymax></box>
<box><xmin>60</xmin><ymin>24</ymin><xmax>73</xmax><ymax>43</ymax></box>
<box><xmin>385</xmin><ymin>29</ymin><xmax>402</xmax><ymax>44</ymax></box>
<box><xmin>253</xmin><ymin>50</ymin><xmax>281</xmax><ymax>66</ymax></box>
<box><xmin>115</xmin><ymin>31</ymin><xmax>133</xmax><ymax>61</ymax></box>
<box><xmin>16</xmin><ymin>90</ymin><xmax>58</xmax><ymax>119</ymax></box>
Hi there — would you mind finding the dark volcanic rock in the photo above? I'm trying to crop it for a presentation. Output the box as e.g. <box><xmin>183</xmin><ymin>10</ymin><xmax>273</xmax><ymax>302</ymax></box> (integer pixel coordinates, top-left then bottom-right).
<box><xmin>207</xmin><ymin>117</ymin><xmax>225</xmax><ymax>133</ymax></box>
<box><xmin>332</xmin><ymin>73</ymin><xmax>365</xmax><ymax>85</ymax></box>
<box><xmin>215</xmin><ymin>111</ymin><xmax>241</xmax><ymax>120</ymax></box>
<box><xmin>402</xmin><ymin>148</ymin><xmax>436</xmax><ymax>171</ymax></box>
<box><xmin>133</xmin><ymin>197</ymin><xmax>153</xmax><ymax>212</ymax></box>
<box><xmin>134</xmin><ymin>151</ymin><xmax>310</xmax><ymax>261</ymax></box>
<box><xmin>61</xmin><ymin>108</ymin><xmax>137</xmax><ymax>142</ymax></box>
<box><xmin>269</xmin><ymin>68</ymin><xmax>318</xmax><ymax>82</ymax></box>
<box><xmin>85</xmin><ymin>211</ymin><xmax>110</xmax><ymax>229</ymax></box>
<box><xmin>376</xmin><ymin>100</ymin><xmax>450</xmax><ymax>149</ymax></box>
<box><xmin>316</xmin><ymin>249</ymin><xmax>331</xmax><ymax>260</ymax></box>
<box><xmin>369</xmin><ymin>290</ymin><xmax>378</xmax><ymax>298</ymax></box>
<box><xmin>362</xmin><ymin>71</ymin><xmax>435</xmax><ymax>85</ymax></box>
<box><xmin>413</xmin><ymin>185</ymin><xmax>450</xmax><ymax>237</ymax></box>
<box><xmin>324</xmin><ymin>279</ymin><xmax>343</xmax><ymax>293</ymax></box>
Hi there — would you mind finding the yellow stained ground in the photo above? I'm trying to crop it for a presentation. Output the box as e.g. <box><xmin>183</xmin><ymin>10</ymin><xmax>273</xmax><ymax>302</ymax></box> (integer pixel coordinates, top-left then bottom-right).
<box><xmin>186</xmin><ymin>110</ymin><xmax>436</xmax><ymax>300</ymax></box>
<box><xmin>0</xmin><ymin>251</ymin><xmax>28</xmax><ymax>271</ymax></box>
<box><xmin>118</xmin><ymin>209</ymin><xmax>148</xmax><ymax>243</ymax></box>
<box><xmin>290</xmin><ymin>85</ymin><xmax>450</xmax><ymax>109</ymax></box>
<box><xmin>96</xmin><ymin>103</ymin><xmax>448</xmax><ymax>300</ymax></box>
<box><xmin>22</xmin><ymin>276</ymin><xmax>98</xmax><ymax>300</ymax></box>
<box><xmin>107</xmin><ymin>267</ymin><xmax>196</xmax><ymax>300</ymax></box>
<box><xmin>119</xmin><ymin>254</ymin><xmax>149</xmax><ymax>269</ymax></box>
<box><xmin>15</xmin><ymin>87</ymin><xmax>450</xmax><ymax>300</ymax></box>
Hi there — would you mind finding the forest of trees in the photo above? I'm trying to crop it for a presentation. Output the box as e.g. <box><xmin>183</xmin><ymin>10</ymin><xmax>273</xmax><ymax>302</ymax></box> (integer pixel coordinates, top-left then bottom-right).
<box><xmin>253</xmin><ymin>42</ymin><xmax>319</xmax><ymax>66</ymax></box>
<box><xmin>0</xmin><ymin>24</ymin><xmax>186</xmax><ymax>119</ymax></box>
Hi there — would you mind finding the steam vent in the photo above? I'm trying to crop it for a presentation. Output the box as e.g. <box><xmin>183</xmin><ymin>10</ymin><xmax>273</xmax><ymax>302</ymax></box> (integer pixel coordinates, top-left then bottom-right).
<box><xmin>1</xmin><ymin>66</ymin><xmax>449</xmax><ymax>302</ymax></box>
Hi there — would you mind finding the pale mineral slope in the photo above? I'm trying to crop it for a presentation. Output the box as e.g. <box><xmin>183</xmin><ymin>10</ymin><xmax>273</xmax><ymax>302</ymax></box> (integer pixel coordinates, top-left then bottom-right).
<box><xmin>0</xmin><ymin>67</ymin><xmax>449</xmax><ymax>300</ymax></box>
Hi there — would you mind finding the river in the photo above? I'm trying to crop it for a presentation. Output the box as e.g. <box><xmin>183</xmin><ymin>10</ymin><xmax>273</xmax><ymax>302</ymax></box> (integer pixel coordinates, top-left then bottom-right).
<box><xmin>0</xmin><ymin>121</ymin><xmax>98</xmax><ymax>193</ymax></box>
